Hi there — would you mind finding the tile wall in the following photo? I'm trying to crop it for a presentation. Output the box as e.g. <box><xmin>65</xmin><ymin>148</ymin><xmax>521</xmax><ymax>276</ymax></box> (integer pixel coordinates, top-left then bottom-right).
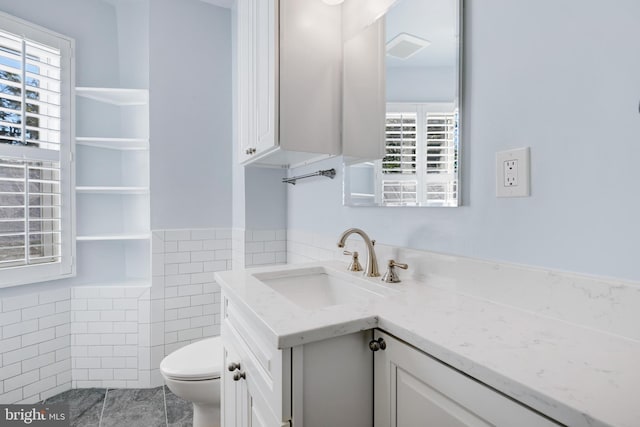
<box><xmin>1</xmin><ymin>227</ymin><xmax>288</xmax><ymax>402</ymax></box>
<box><xmin>0</xmin><ymin>288</ymin><xmax>71</xmax><ymax>403</ymax></box>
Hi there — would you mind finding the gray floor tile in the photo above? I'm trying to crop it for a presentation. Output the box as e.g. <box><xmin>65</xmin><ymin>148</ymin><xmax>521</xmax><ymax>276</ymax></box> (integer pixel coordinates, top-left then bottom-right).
<box><xmin>45</xmin><ymin>388</ymin><xmax>106</xmax><ymax>427</ymax></box>
<box><xmin>100</xmin><ymin>387</ymin><xmax>166</xmax><ymax>427</ymax></box>
<box><xmin>164</xmin><ymin>386</ymin><xmax>193</xmax><ymax>426</ymax></box>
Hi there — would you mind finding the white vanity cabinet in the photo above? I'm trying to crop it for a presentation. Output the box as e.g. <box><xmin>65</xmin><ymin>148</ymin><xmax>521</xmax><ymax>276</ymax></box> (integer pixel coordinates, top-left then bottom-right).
<box><xmin>372</xmin><ymin>330</ymin><xmax>561</xmax><ymax>427</ymax></box>
<box><xmin>236</xmin><ymin>0</ymin><xmax>342</xmax><ymax>167</ymax></box>
<box><xmin>221</xmin><ymin>293</ymin><xmax>373</xmax><ymax>427</ymax></box>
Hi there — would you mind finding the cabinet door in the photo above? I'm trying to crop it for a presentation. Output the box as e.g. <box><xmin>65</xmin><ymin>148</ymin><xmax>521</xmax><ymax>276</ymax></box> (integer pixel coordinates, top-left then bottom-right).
<box><xmin>373</xmin><ymin>330</ymin><xmax>561</xmax><ymax>427</ymax></box>
<box><xmin>222</xmin><ymin>342</ymin><xmax>242</xmax><ymax>427</ymax></box>
<box><xmin>237</xmin><ymin>0</ymin><xmax>255</xmax><ymax>162</ymax></box>
<box><xmin>253</xmin><ymin>0</ymin><xmax>277</xmax><ymax>155</ymax></box>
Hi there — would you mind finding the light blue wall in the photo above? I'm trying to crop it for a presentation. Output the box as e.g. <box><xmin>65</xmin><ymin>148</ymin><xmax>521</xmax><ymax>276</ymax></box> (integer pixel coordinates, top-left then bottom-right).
<box><xmin>0</xmin><ymin>0</ymin><xmax>120</xmax><ymax>87</ymax></box>
<box><xmin>149</xmin><ymin>0</ymin><xmax>232</xmax><ymax>229</ymax></box>
<box><xmin>287</xmin><ymin>0</ymin><xmax>640</xmax><ymax>281</ymax></box>
<box><xmin>387</xmin><ymin>66</ymin><xmax>456</xmax><ymax>103</ymax></box>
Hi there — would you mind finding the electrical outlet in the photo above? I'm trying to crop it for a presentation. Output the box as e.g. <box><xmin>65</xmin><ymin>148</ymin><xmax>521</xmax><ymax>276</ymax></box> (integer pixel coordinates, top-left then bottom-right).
<box><xmin>496</xmin><ymin>147</ymin><xmax>530</xmax><ymax>197</ymax></box>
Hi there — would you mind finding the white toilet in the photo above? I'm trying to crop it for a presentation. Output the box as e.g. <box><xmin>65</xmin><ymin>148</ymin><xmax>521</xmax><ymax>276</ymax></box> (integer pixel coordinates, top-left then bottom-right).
<box><xmin>160</xmin><ymin>337</ymin><xmax>222</xmax><ymax>427</ymax></box>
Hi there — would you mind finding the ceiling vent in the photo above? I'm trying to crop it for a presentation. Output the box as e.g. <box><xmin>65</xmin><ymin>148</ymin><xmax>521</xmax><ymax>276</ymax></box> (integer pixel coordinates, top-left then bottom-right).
<box><xmin>386</xmin><ymin>33</ymin><xmax>431</xmax><ymax>60</ymax></box>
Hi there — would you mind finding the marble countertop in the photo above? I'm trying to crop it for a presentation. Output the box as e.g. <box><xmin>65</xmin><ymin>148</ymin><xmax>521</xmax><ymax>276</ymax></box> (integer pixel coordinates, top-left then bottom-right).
<box><xmin>215</xmin><ymin>261</ymin><xmax>640</xmax><ymax>427</ymax></box>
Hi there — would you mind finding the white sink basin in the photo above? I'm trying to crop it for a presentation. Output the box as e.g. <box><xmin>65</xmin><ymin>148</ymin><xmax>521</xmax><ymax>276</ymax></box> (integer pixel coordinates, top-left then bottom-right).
<box><xmin>253</xmin><ymin>266</ymin><xmax>394</xmax><ymax>310</ymax></box>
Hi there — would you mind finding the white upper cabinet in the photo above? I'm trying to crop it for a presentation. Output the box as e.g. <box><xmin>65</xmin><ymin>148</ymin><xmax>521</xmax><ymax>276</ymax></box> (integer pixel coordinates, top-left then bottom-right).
<box><xmin>237</xmin><ymin>0</ymin><xmax>343</xmax><ymax>167</ymax></box>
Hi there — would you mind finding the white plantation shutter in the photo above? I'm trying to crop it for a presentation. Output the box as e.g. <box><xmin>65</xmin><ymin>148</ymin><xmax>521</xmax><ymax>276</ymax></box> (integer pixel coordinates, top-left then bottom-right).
<box><xmin>425</xmin><ymin>110</ymin><xmax>458</xmax><ymax>205</ymax></box>
<box><xmin>382</xmin><ymin>112</ymin><xmax>417</xmax><ymax>175</ymax></box>
<box><xmin>381</xmin><ymin>180</ymin><xmax>417</xmax><ymax>206</ymax></box>
<box><xmin>0</xmin><ymin>12</ymin><xmax>74</xmax><ymax>288</ymax></box>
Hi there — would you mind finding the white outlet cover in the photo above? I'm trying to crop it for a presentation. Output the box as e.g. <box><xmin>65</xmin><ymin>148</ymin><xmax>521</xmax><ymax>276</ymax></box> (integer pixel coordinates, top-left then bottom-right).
<box><xmin>496</xmin><ymin>147</ymin><xmax>530</xmax><ymax>197</ymax></box>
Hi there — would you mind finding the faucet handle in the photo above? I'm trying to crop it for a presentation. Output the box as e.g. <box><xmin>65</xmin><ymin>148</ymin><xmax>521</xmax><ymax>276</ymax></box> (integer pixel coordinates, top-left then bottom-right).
<box><xmin>343</xmin><ymin>251</ymin><xmax>363</xmax><ymax>272</ymax></box>
<box><xmin>382</xmin><ymin>259</ymin><xmax>408</xmax><ymax>283</ymax></box>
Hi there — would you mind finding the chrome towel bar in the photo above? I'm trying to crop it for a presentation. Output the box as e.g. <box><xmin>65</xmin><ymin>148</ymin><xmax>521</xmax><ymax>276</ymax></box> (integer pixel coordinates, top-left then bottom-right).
<box><xmin>282</xmin><ymin>168</ymin><xmax>336</xmax><ymax>185</ymax></box>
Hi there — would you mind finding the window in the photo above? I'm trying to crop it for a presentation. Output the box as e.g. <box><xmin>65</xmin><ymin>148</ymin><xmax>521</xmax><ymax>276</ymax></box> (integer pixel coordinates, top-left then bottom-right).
<box><xmin>376</xmin><ymin>103</ymin><xmax>458</xmax><ymax>207</ymax></box>
<box><xmin>0</xmin><ymin>12</ymin><xmax>74</xmax><ymax>288</ymax></box>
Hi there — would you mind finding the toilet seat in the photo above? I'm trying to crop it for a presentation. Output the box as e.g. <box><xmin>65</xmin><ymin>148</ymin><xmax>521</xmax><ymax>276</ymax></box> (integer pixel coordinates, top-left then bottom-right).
<box><xmin>160</xmin><ymin>337</ymin><xmax>222</xmax><ymax>381</ymax></box>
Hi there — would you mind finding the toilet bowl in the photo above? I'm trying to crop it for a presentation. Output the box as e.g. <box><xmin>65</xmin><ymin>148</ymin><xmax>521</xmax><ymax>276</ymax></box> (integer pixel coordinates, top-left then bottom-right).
<box><xmin>160</xmin><ymin>337</ymin><xmax>222</xmax><ymax>427</ymax></box>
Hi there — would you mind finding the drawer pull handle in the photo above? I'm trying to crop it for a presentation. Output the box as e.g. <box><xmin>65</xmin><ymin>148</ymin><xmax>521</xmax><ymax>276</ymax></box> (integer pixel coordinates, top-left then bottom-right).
<box><xmin>227</xmin><ymin>362</ymin><xmax>241</xmax><ymax>372</ymax></box>
<box><xmin>369</xmin><ymin>338</ymin><xmax>387</xmax><ymax>352</ymax></box>
<box><xmin>233</xmin><ymin>371</ymin><xmax>246</xmax><ymax>381</ymax></box>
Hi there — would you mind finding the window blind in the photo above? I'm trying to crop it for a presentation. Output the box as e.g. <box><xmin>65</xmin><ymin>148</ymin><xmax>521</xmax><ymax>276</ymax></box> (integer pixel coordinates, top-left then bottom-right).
<box><xmin>382</xmin><ymin>112</ymin><xmax>417</xmax><ymax>175</ymax></box>
<box><xmin>382</xmin><ymin>180</ymin><xmax>418</xmax><ymax>206</ymax></box>
<box><xmin>0</xmin><ymin>14</ymin><xmax>71</xmax><ymax>285</ymax></box>
<box><xmin>425</xmin><ymin>110</ymin><xmax>458</xmax><ymax>205</ymax></box>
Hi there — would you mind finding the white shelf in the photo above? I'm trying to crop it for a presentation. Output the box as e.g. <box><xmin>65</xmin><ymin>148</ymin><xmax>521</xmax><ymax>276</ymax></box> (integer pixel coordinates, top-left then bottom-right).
<box><xmin>73</xmin><ymin>280</ymin><xmax>151</xmax><ymax>288</ymax></box>
<box><xmin>76</xmin><ymin>137</ymin><xmax>149</xmax><ymax>151</ymax></box>
<box><xmin>77</xmin><ymin>233</ymin><xmax>151</xmax><ymax>241</ymax></box>
<box><xmin>75</xmin><ymin>87</ymin><xmax>148</xmax><ymax>106</ymax></box>
<box><xmin>76</xmin><ymin>186</ymin><xmax>149</xmax><ymax>194</ymax></box>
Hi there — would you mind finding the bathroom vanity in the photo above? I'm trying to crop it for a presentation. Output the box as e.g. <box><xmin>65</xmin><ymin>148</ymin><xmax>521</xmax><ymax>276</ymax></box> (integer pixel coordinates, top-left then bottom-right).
<box><xmin>215</xmin><ymin>262</ymin><xmax>640</xmax><ymax>427</ymax></box>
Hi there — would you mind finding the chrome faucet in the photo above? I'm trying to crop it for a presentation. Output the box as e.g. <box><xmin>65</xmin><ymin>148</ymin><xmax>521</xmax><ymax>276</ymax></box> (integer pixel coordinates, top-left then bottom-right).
<box><xmin>337</xmin><ymin>228</ymin><xmax>380</xmax><ymax>277</ymax></box>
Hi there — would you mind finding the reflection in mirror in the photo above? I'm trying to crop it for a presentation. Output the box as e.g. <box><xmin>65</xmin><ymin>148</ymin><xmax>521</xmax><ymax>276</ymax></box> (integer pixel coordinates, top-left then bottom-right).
<box><xmin>344</xmin><ymin>0</ymin><xmax>461</xmax><ymax>207</ymax></box>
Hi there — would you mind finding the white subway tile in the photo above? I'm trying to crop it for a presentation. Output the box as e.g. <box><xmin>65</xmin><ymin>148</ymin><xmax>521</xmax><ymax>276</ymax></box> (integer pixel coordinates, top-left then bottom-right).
<box><xmin>114</xmin><ymin>369</ymin><xmax>138</xmax><ymax>380</ymax></box>
<box><xmin>113</xmin><ymin>298</ymin><xmax>138</xmax><ymax>310</ymax></box>
<box><xmin>40</xmin><ymin>360</ymin><xmax>69</xmax><ymax>379</ymax></box>
<box><xmin>71</xmin><ymin>369</ymin><xmax>88</xmax><ymax>380</ymax></box>
<box><xmin>56</xmin><ymin>370</ymin><xmax>72</xmax><ymax>385</ymax></box>
<box><xmin>264</xmin><ymin>240</ymin><xmax>286</xmax><ymax>253</ymax></box>
<box><xmin>2</xmin><ymin>294</ymin><xmax>37</xmax><ymax>312</ymax></box>
<box><xmin>165</xmin><ymin>309</ymin><xmax>177</xmax><ymax>321</ymax></box>
<box><xmin>55</xmin><ymin>323</ymin><xmax>71</xmax><ymax>338</ymax></box>
<box><xmin>74</xmin><ymin>334</ymin><xmax>101</xmax><ymax>346</ymax></box>
<box><xmin>70</xmin><ymin>323</ymin><xmax>87</xmax><ymax>334</ymax></box>
<box><xmin>55</xmin><ymin>347</ymin><xmax>71</xmax><ymax>362</ymax></box>
<box><xmin>203</xmin><ymin>239</ymin><xmax>228</xmax><ymax>250</ymax></box>
<box><xmin>165</xmin><ymin>319</ymin><xmax>190</xmax><ymax>333</ymax></box>
<box><xmin>4</xmin><ymin>370</ymin><xmax>39</xmax><ymax>392</ymax></box>
<box><xmin>190</xmin><ymin>229</ymin><xmax>216</xmax><ymax>240</ymax></box>
<box><xmin>178</xmin><ymin>284</ymin><xmax>202</xmax><ymax>297</ymax></box>
<box><xmin>215</xmin><ymin>229</ymin><xmax>233</xmax><ymax>240</ymax></box>
<box><xmin>72</xmin><ymin>288</ymin><xmax>101</xmax><ymax>299</ymax></box>
<box><xmin>191</xmin><ymin>251</ymin><xmax>215</xmax><ymax>262</ymax></box>
<box><xmin>22</xmin><ymin>352</ymin><xmax>55</xmax><ymax>373</ymax></box>
<box><xmin>39</xmin><ymin>288</ymin><xmax>70</xmax><ymax>305</ymax></box>
<box><xmin>87</xmin><ymin>346</ymin><xmax>112</xmax><ymax>357</ymax></box>
<box><xmin>252</xmin><ymin>252</ymin><xmax>277</xmax><ymax>265</ymax></box>
<box><xmin>214</xmin><ymin>249</ymin><xmax>232</xmax><ymax>260</ymax></box>
<box><xmin>165</xmin><ymin>251</ymin><xmax>191</xmax><ymax>264</ymax></box>
<box><xmin>74</xmin><ymin>311</ymin><xmax>100</xmax><ymax>322</ymax></box>
<box><xmin>202</xmin><ymin>325</ymin><xmax>220</xmax><ymax>338</ymax></box>
<box><xmin>40</xmin><ymin>383</ymin><xmax>71</xmax><ymax>402</ymax></box>
<box><xmin>125</xmin><ymin>311</ymin><xmax>138</xmax><ymax>322</ymax></box>
<box><xmin>275</xmin><ymin>229</ymin><xmax>287</xmax><ymax>241</ymax></box>
<box><xmin>55</xmin><ymin>300</ymin><xmax>71</xmax><ymax>313</ymax></box>
<box><xmin>74</xmin><ymin>380</ymin><xmax>103</xmax><ymax>388</ymax></box>
<box><xmin>0</xmin><ymin>388</ymin><xmax>23</xmax><ymax>404</ymax></box>
<box><xmin>164</xmin><ymin>331</ymin><xmax>177</xmax><ymax>344</ymax></box>
<box><xmin>126</xmin><ymin>357</ymin><xmax>138</xmax><ymax>369</ymax></box>
<box><xmin>178</xmin><ymin>262</ymin><xmax>203</xmax><ymax>274</ymax></box>
<box><xmin>165</xmin><ymin>264</ymin><xmax>179</xmax><ymax>275</ymax></box>
<box><xmin>138</xmin><ymin>324</ymin><xmax>150</xmax><ymax>347</ymax></box>
<box><xmin>39</xmin><ymin>337</ymin><xmax>68</xmax><ymax>354</ymax></box>
<box><xmin>40</xmin><ymin>312</ymin><xmax>70</xmax><ymax>328</ymax></box>
<box><xmin>164</xmin><ymin>230</ymin><xmax>191</xmax><ymax>241</ymax></box>
<box><xmin>87</xmin><ymin>322</ymin><xmax>113</xmax><ymax>334</ymax></box>
<box><xmin>164</xmin><ymin>241</ymin><xmax>178</xmax><ymax>253</ymax></box>
<box><xmin>126</xmin><ymin>334</ymin><xmax>137</xmax><ymax>345</ymax></box>
<box><xmin>22</xmin><ymin>328</ymin><xmax>55</xmax><ymax>347</ymax></box>
<box><xmin>178</xmin><ymin>328</ymin><xmax>202</xmax><ymax>341</ymax></box>
<box><xmin>71</xmin><ymin>299</ymin><xmax>87</xmax><ymax>311</ymax></box>
<box><xmin>0</xmin><ymin>310</ymin><xmax>21</xmax><ymax>327</ymax></box>
<box><xmin>165</xmin><ymin>296</ymin><xmax>191</xmax><ymax>310</ymax></box>
<box><xmin>100</xmin><ymin>311</ymin><xmax>125</xmax><ymax>322</ymax></box>
<box><xmin>88</xmin><ymin>369</ymin><xmax>113</xmax><ymax>380</ymax></box>
<box><xmin>75</xmin><ymin>357</ymin><xmax>101</xmax><ymax>369</ymax></box>
<box><xmin>99</xmin><ymin>288</ymin><xmax>127</xmax><ymax>298</ymax></box>
<box><xmin>178</xmin><ymin>241</ymin><xmax>203</xmax><ymax>252</ymax></box>
<box><xmin>101</xmin><ymin>358</ymin><xmax>127</xmax><ymax>369</ymax></box>
<box><xmin>152</xmin><ymin>230</ymin><xmax>165</xmax><ymax>240</ymax></box>
<box><xmin>191</xmin><ymin>271</ymin><xmax>217</xmax><ymax>283</ymax></box>
<box><xmin>251</xmin><ymin>230</ymin><xmax>277</xmax><ymax>242</ymax></box>
<box><xmin>113</xmin><ymin>346</ymin><xmax>137</xmax><ymax>357</ymax></box>
<box><xmin>0</xmin><ymin>363</ymin><xmax>21</xmax><ymax>381</ymax></box>
<box><xmin>100</xmin><ymin>334</ymin><xmax>126</xmax><ymax>345</ymax></box>
<box><xmin>178</xmin><ymin>306</ymin><xmax>203</xmax><ymax>319</ymax></box>
<box><xmin>190</xmin><ymin>294</ymin><xmax>214</xmax><ymax>306</ymax></box>
<box><xmin>165</xmin><ymin>274</ymin><xmax>190</xmax><ymax>287</ymax></box>
<box><xmin>113</xmin><ymin>322</ymin><xmax>137</xmax><ymax>334</ymax></box>
<box><xmin>190</xmin><ymin>315</ymin><xmax>215</xmax><ymax>328</ymax></box>
<box><xmin>245</xmin><ymin>242</ymin><xmax>264</xmax><ymax>254</ymax></box>
<box><xmin>3</xmin><ymin>319</ymin><xmax>37</xmax><ymax>339</ymax></box>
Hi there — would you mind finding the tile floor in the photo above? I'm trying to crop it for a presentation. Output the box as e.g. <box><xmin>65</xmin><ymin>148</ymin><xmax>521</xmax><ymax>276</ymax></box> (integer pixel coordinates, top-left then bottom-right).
<box><xmin>44</xmin><ymin>386</ymin><xmax>192</xmax><ymax>427</ymax></box>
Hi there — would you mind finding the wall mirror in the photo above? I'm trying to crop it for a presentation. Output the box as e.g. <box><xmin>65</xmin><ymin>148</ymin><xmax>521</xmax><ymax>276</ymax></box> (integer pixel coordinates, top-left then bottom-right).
<box><xmin>343</xmin><ymin>0</ymin><xmax>462</xmax><ymax>207</ymax></box>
